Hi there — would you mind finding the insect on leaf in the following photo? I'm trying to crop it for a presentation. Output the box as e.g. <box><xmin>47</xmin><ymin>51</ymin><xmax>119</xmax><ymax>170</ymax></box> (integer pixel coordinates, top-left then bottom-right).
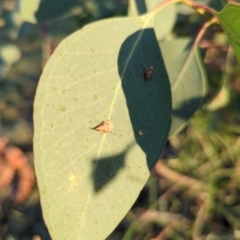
<box><xmin>34</xmin><ymin>14</ymin><xmax>171</xmax><ymax>240</ymax></box>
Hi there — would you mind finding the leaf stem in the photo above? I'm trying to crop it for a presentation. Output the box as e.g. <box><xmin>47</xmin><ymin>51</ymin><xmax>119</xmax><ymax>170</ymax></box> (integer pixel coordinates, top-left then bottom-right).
<box><xmin>152</xmin><ymin>0</ymin><xmax>216</xmax><ymax>16</ymax></box>
<box><xmin>183</xmin><ymin>0</ymin><xmax>217</xmax><ymax>15</ymax></box>
<box><xmin>194</xmin><ymin>17</ymin><xmax>218</xmax><ymax>47</ymax></box>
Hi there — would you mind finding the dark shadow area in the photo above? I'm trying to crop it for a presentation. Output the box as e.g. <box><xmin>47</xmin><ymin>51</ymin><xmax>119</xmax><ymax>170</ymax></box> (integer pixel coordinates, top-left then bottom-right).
<box><xmin>134</xmin><ymin>0</ymin><xmax>147</xmax><ymax>15</ymax></box>
<box><xmin>209</xmin><ymin>0</ymin><xmax>226</xmax><ymax>11</ymax></box>
<box><xmin>35</xmin><ymin>0</ymin><xmax>128</xmax><ymax>23</ymax></box>
<box><xmin>170</xmin><ymin>96</ymin><xmax>204</xmax><ymax>135</ymax></box>
<box><xmin>91</xmin><ymin>142</ymin><xmax>134</xmax><ymax>192</ymax></box>
<box><xmin>1</xmin><ymin>200</ymin><xmax>51</xmax><ymax>240</ymax></box>
<box><xmin>172</xmin><ymin>96</ymin><xmax>203</xmax><ymax>120</ymax></box>
<box><xmin>90</xmin><ymin>28</ymin><xmax>172</xmax><ymax>193</ymax></box>
<box><xmin>118</xmin><ymin>28</ymin><xmax>171</xmax><ymax>170</ymax></box>
<box><xmin>35</xmin><ymin>0</ymin><xmax>79</xmax><ymax>22</ymax></box>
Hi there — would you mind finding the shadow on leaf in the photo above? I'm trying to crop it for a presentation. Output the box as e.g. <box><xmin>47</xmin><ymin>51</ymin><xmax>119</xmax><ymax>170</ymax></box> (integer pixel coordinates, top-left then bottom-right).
<box><xmin>118</xmin><ymin>28</ymin><xmax>171</xmax><ymax>170</ymax></box>
<box><xmin>170</xmin><ymin>96</ymin><xmax>204</xmax><ymax>135</ymax></box>
<box><xmin>172</xmin><ymin>96</ymin><xmax>203</xmax><ymax>120</ymax></box>
<box><xmin>91</xmin><ymin>28</ymin><xmax>171</xmax><ymax>192</ymax></box>
<box><xmin>91</xmin><ymin>142</ymin><xmax>135</xmax><ymax>193</ymax></box>
<box><xmin>134</xmin><ymin>0</ymin><xmax>147</xmax><ymax>14</ymax></box>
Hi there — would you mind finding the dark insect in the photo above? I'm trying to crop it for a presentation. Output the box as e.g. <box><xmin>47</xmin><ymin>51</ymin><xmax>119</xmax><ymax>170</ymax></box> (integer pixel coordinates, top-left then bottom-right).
<box><xmin>92</xmin><ymin>121</ymin><xmax>112</xmax><ymax>133</ymax></box>
<box><xmin>144</xmin><ymin>66</ymin><xmax>154</xmax><ymax>81</ymax></box>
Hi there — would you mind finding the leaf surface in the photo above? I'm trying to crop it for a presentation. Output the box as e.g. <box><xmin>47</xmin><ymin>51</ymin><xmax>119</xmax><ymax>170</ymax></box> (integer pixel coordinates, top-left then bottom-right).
<box><xmin>160</xmin><ymin>39</ymin><xmax>207</xmax><ymax>135</ymax></box>
<box><xmin>215</xmin><ymin>3</ymin><xmax>240</xmax><ymax>65</ymax></box>
<box><xmin>20</xmin><ymin>0</ymin><xmax>41</xmax><ymax>23</ymax></box>
<box><xmin>20</xmin><ymin>0</ymin><xmax>79</xmax><ymax>23</ymax></box>
<box><xmin>128</xmin><ymin>0</ymin><xmax>176</xmax><ymax>40</ymax></box>
<box><xmin>34</xmin><ymin>16</ymin><xmax>171</xmax><ymax>240</ymax></box>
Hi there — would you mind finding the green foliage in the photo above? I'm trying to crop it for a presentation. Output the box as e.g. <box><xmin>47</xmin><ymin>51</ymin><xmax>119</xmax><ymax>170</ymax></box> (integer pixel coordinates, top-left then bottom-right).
<box><xmin>128</xmin><ymin>0</ymin><xmax>176</xmax><ymax>40</ymax></box>
<box><xmin>160</xmin><ymin>38</ymin><xmax>207</xmax><ymax>135</ymax></box>
<box><xmin>20</xmin><ymin>0</ymin><xmax>41</xmax><ymax>23</ymax></box>
<box><xmin>30</xmin><ymin>0</ymin><xmax>240</xmax><ymax>239</ymax></box>
<box><xmin>20</xmin><ymin>0</ymin><xmax>128</xmax><ymax>23</ymax></box>
<box><xmin>215</xmin><ymin>3</ymin><xmax>240</xmax><ymax>65</ymax></box>
<box><xmin>34</xmin><ymin>16</ymin><xmax>171</xmax><ymax>240</ymax></box>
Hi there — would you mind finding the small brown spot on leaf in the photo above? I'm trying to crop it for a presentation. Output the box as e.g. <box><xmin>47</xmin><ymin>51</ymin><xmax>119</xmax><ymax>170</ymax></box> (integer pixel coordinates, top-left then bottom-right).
<box><xmin>59</xmin><ymin>105</ymin><xmax>66</xmax><ymax>112</ymax></box>
<box><xmin>92</xmin><ymin>121</ymin><xmax>112</xmax><ymax>133</ymax></box>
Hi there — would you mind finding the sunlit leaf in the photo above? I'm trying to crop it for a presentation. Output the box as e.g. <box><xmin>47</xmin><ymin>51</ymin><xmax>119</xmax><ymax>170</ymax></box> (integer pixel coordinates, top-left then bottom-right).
<box><xmin>20</xmin><ymin>0</ymin><xmax>79</xmax><ymax>23</ymax></box>
<box><xmin>20</xmin><ymin>0</ymin><xmax>41</xmax><ymax>23</ymax></box>
<box><xmin>34</xmin><ymin>15</ymin><xmax>171</xmax><ymax>240</ymax></box>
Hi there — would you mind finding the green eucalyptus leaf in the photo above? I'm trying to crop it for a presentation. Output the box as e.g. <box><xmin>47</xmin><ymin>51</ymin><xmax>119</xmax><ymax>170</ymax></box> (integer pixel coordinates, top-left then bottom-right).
<box><xmin>20</xmin><ymin>0</ymin><xmax>41</xmax><ymax>23</ymax></box>
<box><xmin>35</xmin><ymin>0</ymin><xmax>78</xmax><ymax>22</ymax></box>
<box><xmin>34</xmin><ymin>15</ymin><xmax>171</xmax><ymax>240</ymax></box>
<box><xmin>215</xmin><ymin>3</ymin><xmax>240</xmax><ymax>65</ymax></box>
<box><xmin>160</xmin><ymin>38</ymin><xmax>207</xmax><ymax>136</ymax></box>
<box><xmin>20</xmin><ymin>0</ymin><xmax>79</xmax><ymax>23</ymax></box>
<box><xmin>128</xmin><ymin>0</ymin><xmax>176</xmax><ymax>40</ymax></box>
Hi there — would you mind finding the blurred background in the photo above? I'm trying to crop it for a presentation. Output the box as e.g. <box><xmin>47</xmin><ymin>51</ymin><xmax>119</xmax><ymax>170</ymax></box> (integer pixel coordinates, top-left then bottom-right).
<box><xmin>1</xmin><ymin>0</ymin><xmax>240</xmax><ymax>239</ymax></box>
